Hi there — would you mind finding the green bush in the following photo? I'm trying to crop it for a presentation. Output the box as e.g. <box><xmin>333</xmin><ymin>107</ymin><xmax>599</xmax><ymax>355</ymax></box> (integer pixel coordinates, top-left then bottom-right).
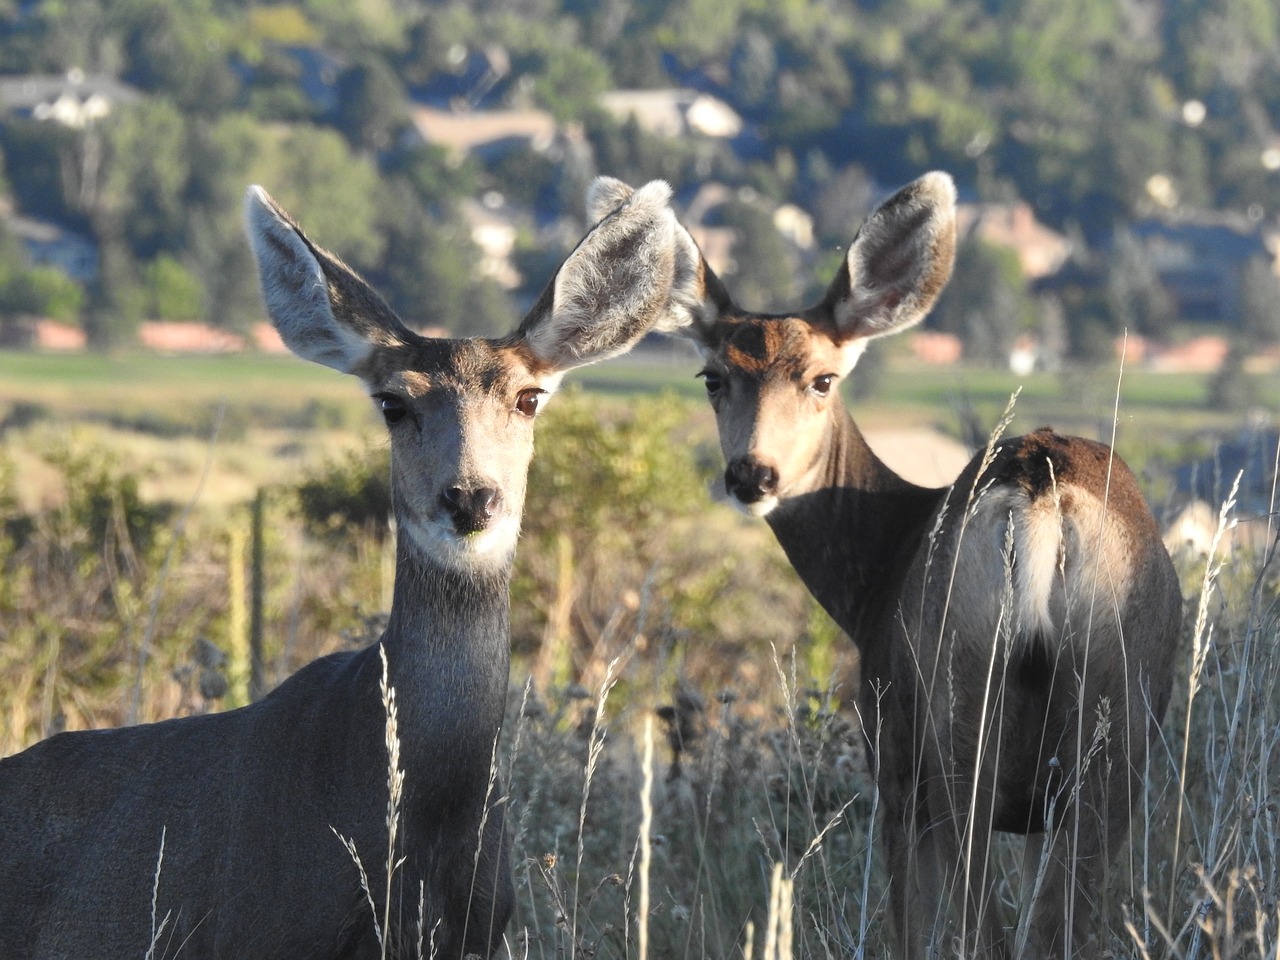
<box><xmin>294</xmin><ymin>446</ymin><xmax>392</xmax><ymax>542</ymax></box>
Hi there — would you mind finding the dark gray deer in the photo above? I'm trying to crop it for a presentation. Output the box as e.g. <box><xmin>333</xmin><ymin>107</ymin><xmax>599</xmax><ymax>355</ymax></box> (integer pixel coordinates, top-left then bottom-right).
<box><xmin>594</xmin><ymin>173</ymin><xmax>1182</xmax><ymax>957</ymax></box>
<box><xmin>0</xmin><ymin>179</ymin><xmax>682</xmax><ymax>959</ymax></box>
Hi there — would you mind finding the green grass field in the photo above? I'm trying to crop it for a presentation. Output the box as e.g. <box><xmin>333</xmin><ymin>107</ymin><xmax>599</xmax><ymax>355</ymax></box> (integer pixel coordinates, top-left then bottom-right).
<box><xmin>0</xmin><ymin>345</ymin><xmax>1258</xmax><ymax>428</ymax></box>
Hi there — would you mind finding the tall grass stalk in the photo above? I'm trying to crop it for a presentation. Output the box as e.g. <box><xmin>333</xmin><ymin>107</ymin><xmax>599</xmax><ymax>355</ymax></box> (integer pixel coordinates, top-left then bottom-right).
<box><xmin>571</xmin><ymin>657</ymin><xmax>620</xmax><ymax>960</ymax></box>
<box><xmin>762</xmin><ymin>862</ymin><xmax>794</xmax><ymax>960</ymax></box>
<box><xmin>332</xmin><ymin>643</ymin><xmax>404</xmax><ymax>957</ymax></box>
<box><xmin>638</xmin><ymin>715</ymin><xmax>654</xmax><ymax>960</ymax></box>
<box><xmin>144</xmin><ymin>826</ymin><xmax>171</xmax><ymax>960</ymax></box>
<box><xmin>379</xmin><ymin>643</ymin><xmax>406</xmax><ymax>959</ymax></box>
<box><xmin>1167</xmin><ymin>471</ymin><xmax>1241</xmax><ymax>933</ymax></box>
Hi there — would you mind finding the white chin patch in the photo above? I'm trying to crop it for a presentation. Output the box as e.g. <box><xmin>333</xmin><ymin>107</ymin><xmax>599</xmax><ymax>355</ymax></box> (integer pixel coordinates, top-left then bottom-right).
<box><xmin>734</xmin><ymin>495</ymin><xmax>779</xmax><ymax>519</ymax></box>
<box><xmin>401</xmin><ymin>515</ymin><xmax>520</xmax><ymax>569</ymax></box>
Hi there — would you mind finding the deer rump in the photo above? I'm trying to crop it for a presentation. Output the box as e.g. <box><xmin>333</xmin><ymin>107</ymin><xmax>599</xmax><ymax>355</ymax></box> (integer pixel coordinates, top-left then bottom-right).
<box><xmin>874</xmin><ymin>427</ymin><xmax>1179</xmax><ymax>850</ymax></box>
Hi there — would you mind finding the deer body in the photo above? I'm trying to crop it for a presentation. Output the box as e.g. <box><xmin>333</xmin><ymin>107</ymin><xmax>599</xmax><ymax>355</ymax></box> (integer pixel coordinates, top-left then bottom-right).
<box><xmin>620</xmin><ymin>172</ymin><xmax>1183</xmax><ymax>958</ymax></box>
<box><xmin>0</xmin><ymin>179</ymin><xmax>684</xmax><ymax>959</ymax></box>
<box><xmin>0</xmin><ymin>568</ymin><xmax>508</xmax><ymax>957</ymax></box>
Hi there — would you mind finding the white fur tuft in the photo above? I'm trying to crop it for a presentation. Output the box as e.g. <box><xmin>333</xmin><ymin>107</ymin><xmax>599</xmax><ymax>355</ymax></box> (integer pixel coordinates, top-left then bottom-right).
<box><xmin>585</xmin><ymin>176</ymin><xmax>636</xmax><ymax>223</ymax></box>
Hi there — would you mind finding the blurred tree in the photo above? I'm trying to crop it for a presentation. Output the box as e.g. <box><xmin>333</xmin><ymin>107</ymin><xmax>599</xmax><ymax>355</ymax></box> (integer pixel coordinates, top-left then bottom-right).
<box><xmin>118</xmin><ymin>0</ymin><xmax>240</xmax><ymax>115</ymax></box>
<box><xmin>0</xmin><ymin>266</ymin><xmax>84</xmax><ymax>324</ymax></box>
<box><xmin>485</xmin><ymin>146</ymin><xmax>558</xmax><ymax>209</ymax></box>
<box><xmin>1206</xmin><ymin>341</ymin><xmax>1260</xmax><ymax>412</ymax></box>
<box><xmin>142</xmin><ymin>255</ymin><xmax>204</xmax><ymax>321</ymax></box>
<box><xmin>298</xmin><ymin>0</ymin><xmax>410</xmax><ymax>53</ymax></box>
<box><xmin>400</xmin><ymin>6</ymin><xmax>476</xmax><ymax>88</ymax></box>
<box><xmin>242</xmin><ymin>48</ymin><xmax>319</xmax><ymax>123</ymax></box>
<box><xmin>84</xmin><ymin>236</ymin><xmax>146</xmax><ymax>349</ymax></box>
<box><xmin>807</xmin><ymin>164</ymin><xmax>875</xmax><ymax>245</ymax></box>
<box><xmin>1239</xmin><ymin>257</ymin><xmax>1280</xmax><ymax>346</ymax></box>
<box><xmin>373</xmin><ymin>180</ymin><xmax>512</xmax><ymax>337</ymax></box>
<box><xmin>332</xmin><ymin>56</ymin><xmax>408</xmax><ymax>154</ymax></box>
<box><xmin>0</xmin><ymin>120</ymin><xmax>82</xmax><ymax>224</ymax></box>
<box><xmin>529</xmin><ymin>46</ymin><xmax>612</xmax><ymax>122</ymax></box>
<box><xmin>6</xmin><ymin>0</ymin><xmax>123</xmax><ymax>74</ymax></box>
<box><xmin>95</xmin><ymin>99</ymin><xmax>190</xmax><ymax>259</ymax></box>
<box><xmin>185</xmin><ymin>114</ymin><xmax>271</xmax><ymax>332</ymax></box>
<box><xmin>386</xmin><ymin>143</ymin><xmax>480</xmax><ymax>212</ymax></box>
<box><xmin>255</xmin><ymin>125</ymin><xmax>384</xmax><ymax>269</ymax></box>
<box><xmin>653</xmin><ymin>0</ymin><xmax>743</xmax><ymax>66</ymax></box>
<box><xmin>716</xmin><ymin>199</ymin><xmax>799</xmax><ymax>312</ymax></box>
<box><xmin>730</xmin><ymin>28</ymin><xmax>778</xmax><ymax>110</ymax></box>
<box><xmin>1106</xmin><ymin>229</ymin><xmax>1175</xmax><ymax>339</ymax></box>
<box><xmin>930</xmin><ymin>236</ymin><xmax>1033</xmax><ymax>364</ymax></box>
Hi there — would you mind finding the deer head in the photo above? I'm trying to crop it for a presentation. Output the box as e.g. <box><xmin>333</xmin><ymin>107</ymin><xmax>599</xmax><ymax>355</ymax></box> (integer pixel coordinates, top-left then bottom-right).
<box><xmin>247</xmin><ymin>180</ymin><xmax>681</xmax><ymax>569</ymax></box>
<box><xmin>590</xmin><ymin>173</ymin><xmax>957</xmax><ymax>516</ymax></box>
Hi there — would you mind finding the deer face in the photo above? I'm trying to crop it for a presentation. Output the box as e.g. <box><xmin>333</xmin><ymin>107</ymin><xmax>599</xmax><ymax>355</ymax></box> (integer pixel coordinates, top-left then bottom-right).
<box><xmin>604</xmin><ymin>171</ymin><xmax>957</xmax><ymax>517</ymax></box>
<box><xmin>698</xmin><ymin>315</ymin><xmax>867</xmax><ymax>516</ymax></box>
<box><xmin>352</xmin><ymin>337</ymin><xmax>556</xmax><ymax>567</ymax></box>
<box><xmin>246</xmin><ymin>179</ymin><xmax>682</xmax><ymax>570</ymax></box>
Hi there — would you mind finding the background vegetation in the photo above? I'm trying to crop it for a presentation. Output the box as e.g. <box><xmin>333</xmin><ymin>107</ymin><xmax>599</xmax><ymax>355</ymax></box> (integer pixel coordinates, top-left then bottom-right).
<box><xmin>1</xmin><ymin>352</ymin><xmax>1277</xmax><ymax>956</ymax></box>
<box><xmin>2</xmin><ymin>0</ymin><xmax>1279</xmax><ymax>360</ymax></box>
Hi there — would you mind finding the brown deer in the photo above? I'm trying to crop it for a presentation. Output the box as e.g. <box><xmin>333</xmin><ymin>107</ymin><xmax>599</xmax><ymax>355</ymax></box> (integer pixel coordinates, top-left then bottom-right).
<box><xmin>0</xmin><ymin>179</ymin><xmax>683</xmax><ymax>959</ymax></box>
<box><xmin>593</xmin><ymin>173</ymin><xmax>1183</xmax><ymax>957</ymax></box>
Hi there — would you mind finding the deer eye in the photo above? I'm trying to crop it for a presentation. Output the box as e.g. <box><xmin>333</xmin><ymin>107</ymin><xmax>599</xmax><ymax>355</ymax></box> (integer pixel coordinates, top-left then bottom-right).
<box><xmin>810</xmin><ymin>374</ymin><xmax>836</xmax><ymax>397</ymax></box>
<box><xmin>698</xmin><ymin>370</ymin><xmax>724</xmax><ymax>398</ymax></box>
<box><xmin>376</xmin><ymin>394</ymin><xmax>407</xmax><ymax>425</ymax></box>
<box><xmin>515</xmin><ymin>388</ymin><xmax>544</xmax><ymax>418</ymax></box>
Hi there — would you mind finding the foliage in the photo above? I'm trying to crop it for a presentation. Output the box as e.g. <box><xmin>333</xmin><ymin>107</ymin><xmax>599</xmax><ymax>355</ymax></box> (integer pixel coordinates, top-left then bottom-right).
<box><xmin>714</xmin><ymin>199</ymin><xmax>800</xmax><ymax>313</ymax></box>
<box><xmin>0</xmin><ymin>264</ymin><xmax>83</xmax><ymax>323</ymax></box>
<box><xmin>141</xmin><ymin>255</ymin><xmax>204</xmax><ymax>321</ymax></box>
<box><xmin>522</xmin><ymin>388</ymin><xmax>710</xmax><ymax>550</ymax></box>
<box><xmin>295</xmin><ymin>445</ymin><xmax>391</xmax><ymax>543</ymax></box>
<box><xmin>372</xmin><ymin>179</ymin><xmax>512</xmax><ymax>336</ymax></box>
<box><xmin>929</xmin><ymin>237</ymin><xmax>1034</xmax><ymax>363</ymax></box>
<box><xmin>1205</xmin><ymin>343</ymin><xmax>1261</xmax><ymax>413</ymax></box>
<box><xmin>38</xmin><ymin>441</ymin><xmax>176</xmax><ymax>567</ymax></box>
<box><xmin>1</xmin><ymin>0</ymin><xmax>1278</xmax><ymax>364</ymax></box>
<box><xmin>1239</xmin><ymin>257</ymin><xmax>1280</xmax><ymax>347</ymax></box>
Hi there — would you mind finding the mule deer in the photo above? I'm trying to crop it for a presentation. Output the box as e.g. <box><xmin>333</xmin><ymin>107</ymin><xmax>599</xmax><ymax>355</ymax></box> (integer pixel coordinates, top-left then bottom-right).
<box><xmin>0</xmin><ymin>179</ymin><xmax>683</xmax><ymax>959</ymax></box>
<box><xmin>593</xmin><ymin>173</ymin><xmax>1183</xmax><ymax>957</ymax></box>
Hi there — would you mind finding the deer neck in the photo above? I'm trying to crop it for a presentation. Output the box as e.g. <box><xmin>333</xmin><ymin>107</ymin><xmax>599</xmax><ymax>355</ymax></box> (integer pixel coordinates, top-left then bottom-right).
<box><xmin>765</xmin><ymin>404</ymin><xmax>945</xmax><ymax>648</ymax></box>
<box><xmin>377</xmin><ymin>536</ymin><xmax>512</xmax><ymax>780</ymax></box>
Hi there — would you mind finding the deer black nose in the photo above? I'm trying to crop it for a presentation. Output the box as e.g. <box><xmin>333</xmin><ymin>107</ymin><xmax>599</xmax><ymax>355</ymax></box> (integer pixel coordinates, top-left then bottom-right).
<box><xmin>725</xmin><ymin>457</ymin><xmax>778</xmax><ymax>503</ymax></box>
<box><xmin>441</xmin><ymin>486</ymin><xmax>501</xmax><ymax>534</ymax></box>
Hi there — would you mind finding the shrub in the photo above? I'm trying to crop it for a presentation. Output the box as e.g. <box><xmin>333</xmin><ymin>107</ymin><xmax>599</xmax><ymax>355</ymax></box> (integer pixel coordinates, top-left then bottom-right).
<box><xmin>295</xmin><ymin>446</ymin><xmax>392</xmax><ymax>542</ymax></box>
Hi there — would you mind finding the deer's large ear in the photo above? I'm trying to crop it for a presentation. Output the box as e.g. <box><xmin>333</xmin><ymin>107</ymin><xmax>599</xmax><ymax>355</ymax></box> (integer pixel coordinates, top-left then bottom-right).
<box><xmin>584</xmin><ymin>176</ymin><xmax>636</xmax><ymax>224</ymax></box>
<box><xmin>517</xmin><ymin>179</ymin><xmax>683</xmax><ymax>371</ymax></box>
<box><xmin>244</xmin><ymin>186</ymin><xmax>413</xmax><ymax>373</ymax></box>
<box><xmin>656</xmin><ymin>214</ymin><xmax>734</xmax><ymax>353</ymax></box>
<box><xmin>819</xmin><ymin>171</ymin><xmax>957</xmax><ymax>344</ymax></box>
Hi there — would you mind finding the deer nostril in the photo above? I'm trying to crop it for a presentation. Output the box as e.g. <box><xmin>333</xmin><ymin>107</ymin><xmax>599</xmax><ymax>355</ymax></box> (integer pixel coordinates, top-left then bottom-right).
<box><xmin>440</xmin><ymin>486</ymin><xmax>501</xmax><ymax>533</ymax></box>
<box><xmin>471</xmin><ymin>487</ymin><xmax>499</xmax><ymax>521</ymax></box>
<box><xmin>726</xmin><ymin>457</ymin><xmax>778</xmax><ymax>501</ymax></box>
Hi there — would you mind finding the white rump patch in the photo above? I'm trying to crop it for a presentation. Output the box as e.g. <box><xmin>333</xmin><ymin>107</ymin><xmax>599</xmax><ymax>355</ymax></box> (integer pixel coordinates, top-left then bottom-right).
<box><xmin>1010</xmin><ymin>498</ymin><xmax>1063</xmax><ymax>638</ymax></box>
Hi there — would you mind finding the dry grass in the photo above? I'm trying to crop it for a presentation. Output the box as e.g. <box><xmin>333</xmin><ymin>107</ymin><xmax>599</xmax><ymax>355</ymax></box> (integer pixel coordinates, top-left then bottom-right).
<box><xmin>0</xmin><ymin>394</ymin><xmax>1276</xmax><ymax>959</ymax></box>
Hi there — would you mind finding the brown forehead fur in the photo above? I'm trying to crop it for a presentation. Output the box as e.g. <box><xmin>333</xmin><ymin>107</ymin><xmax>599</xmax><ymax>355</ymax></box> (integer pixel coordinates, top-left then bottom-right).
<box><xmin>716</xmin><ymin>316</ymin><xmax>837</xmax><ymax>379</ymax></box>
<box><xmin>354</xmin><ymin>336</ymin><xmax>541</xmax><ymax>395</ymax></box>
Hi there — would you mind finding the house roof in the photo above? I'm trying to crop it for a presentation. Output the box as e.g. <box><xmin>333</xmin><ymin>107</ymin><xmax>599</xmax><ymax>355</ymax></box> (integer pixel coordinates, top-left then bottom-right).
<box><xmin>0</xmin><ymin>70</ymin><xmax>142</xmax><ymax>126</ymax></box>
<box><xmin>956</xmin><ymin>201</ymin><xmax>1071</xmax><ymax>279</ymax></box>
<box><xmin>598</xmin><ymin>89</ymin><xmax>743</xmax><ymax>139</ymax></box>
<box><xmin>408</xmin><ymin>105</ymin><xmax>557</xmax><ymax>157</ymax></box>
